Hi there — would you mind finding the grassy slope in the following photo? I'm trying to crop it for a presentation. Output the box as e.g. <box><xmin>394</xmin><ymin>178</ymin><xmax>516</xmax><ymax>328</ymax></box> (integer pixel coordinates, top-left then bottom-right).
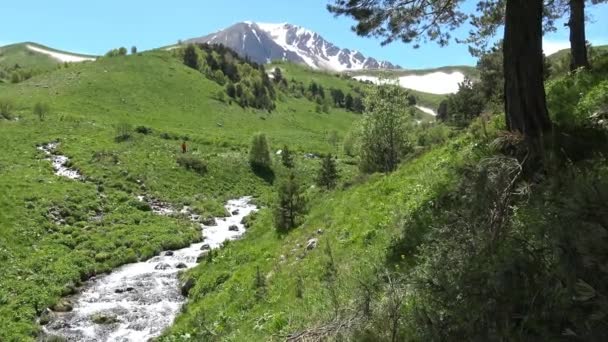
<box><xmin>0</xmin><ymin>51</ymin><xmax>361</xmax><ymax>340</ymax></box>
<box><xmin>271</xmin><ymin>61</ymin><xmax>438</xmax><ymax>121</ymax></box>
<box><xmin>0</xmin><ymin>42</ymin><xmax>96</xmax><ymax>70</ymax></box>
<box><xmin>547</xmin><ymin>44</ymin><xmax>608</xmax><ymax>64</ymax></box>
<box><xmin>0</xmin><ymin>43</ymin><xmax>61</xmax><ymax>72</ymax></box>
<box><xmin>161</xmin><ymin>137</ymin><xmax>474</xmax><ymax>340</ymax></box>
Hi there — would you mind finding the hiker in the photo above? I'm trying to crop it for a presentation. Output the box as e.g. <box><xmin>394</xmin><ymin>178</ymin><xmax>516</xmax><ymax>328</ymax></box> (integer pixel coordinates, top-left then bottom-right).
<box><xmin>181</xmin><ymin>141</ymin><xmax>187</xmax><ymax>153</ymax></box>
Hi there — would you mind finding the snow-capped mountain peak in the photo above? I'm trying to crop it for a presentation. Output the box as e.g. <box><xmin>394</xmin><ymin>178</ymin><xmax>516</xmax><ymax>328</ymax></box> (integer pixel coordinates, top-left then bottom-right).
<box><xmin>186</xmin><ymin>22</ymin><xmax>400</xmax><ymax>72</ymax></box>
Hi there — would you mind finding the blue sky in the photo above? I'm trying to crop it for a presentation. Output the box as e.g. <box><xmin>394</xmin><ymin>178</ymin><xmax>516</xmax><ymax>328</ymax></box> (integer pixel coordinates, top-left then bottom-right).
<box><xmin>1</xmin><ymin>0</ymin><xmax>607</xmax><ymax>68</ymax></box>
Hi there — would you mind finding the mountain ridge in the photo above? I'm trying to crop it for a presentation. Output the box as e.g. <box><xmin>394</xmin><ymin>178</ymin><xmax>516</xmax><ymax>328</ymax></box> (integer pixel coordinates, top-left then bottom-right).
<box><xmin>186</xmin><ymin>21</ymin><xmax>401</xmax><ymax>72</ymax></box>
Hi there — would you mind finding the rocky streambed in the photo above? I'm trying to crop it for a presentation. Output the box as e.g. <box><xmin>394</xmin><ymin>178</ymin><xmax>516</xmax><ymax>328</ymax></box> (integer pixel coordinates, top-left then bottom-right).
<box><xmin>42</xmin><ymin>197</ymin><xmax>258</xmax><ymax>341</ymax></box>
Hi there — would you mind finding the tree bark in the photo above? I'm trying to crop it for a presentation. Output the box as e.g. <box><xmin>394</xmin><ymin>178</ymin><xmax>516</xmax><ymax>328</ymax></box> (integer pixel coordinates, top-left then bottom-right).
<box><xmin>503</xmin><ymin>0</ymin><xmax>551</xmax><ymax>138</ymax></box>
<box><xmin>569</xmin><ymin>0</ymin><xmax>590</xmax><ymax>70</ymax></box>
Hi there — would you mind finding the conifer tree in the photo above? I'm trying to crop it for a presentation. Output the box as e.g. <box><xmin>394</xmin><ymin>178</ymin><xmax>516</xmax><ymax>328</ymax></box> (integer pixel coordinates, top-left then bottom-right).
<box><xmin>281</xmin><ymin>145</ymin><xmax>295</xmax><ymax>169</ymax></box>
<box><xmin>317</xmin><ymin>154</ymin><xmax>339</xmax><ymax>190</ymax></box>
<box><xmin>275</xmin><ymin>171</ymin><xmax>306</xmax><ymax>232</ymax></box>
<box><xmin>183</xmin><ymin>44</ymin><xmax>199</xmax><ymax>70</ymax></box>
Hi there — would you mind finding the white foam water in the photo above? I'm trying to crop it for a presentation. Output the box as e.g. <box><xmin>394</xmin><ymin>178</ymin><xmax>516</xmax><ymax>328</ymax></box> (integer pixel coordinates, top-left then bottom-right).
<box><xmin>43</xmin><ymin>197</ymin><xmax>257</xmax><ymax>341</ymax></box>
<box><xmin>38</xmin><ymin>142</ymin><xmax>82</xmax><ymax>180</ymax></box>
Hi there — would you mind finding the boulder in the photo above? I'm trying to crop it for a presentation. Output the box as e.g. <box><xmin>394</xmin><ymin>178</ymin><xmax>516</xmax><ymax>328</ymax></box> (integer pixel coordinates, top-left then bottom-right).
<box><xmin>51</xmin><ymin>300</ymin><xmax>73</xmax><ymax>312</ymax></box>
<box><xmin>231</xmin><ymin>209</ymin><xmax>239</xmax><ymax>215</ymax></box>
<box><xmin>181</xmin><ymin>278</ymin><xmax>195</xmax><ymax>297</ymax></box>
<box><xmin>91</xmin><ymin>313</ymin><xmax>120</xmax><ymax>325</ymax></box>
<box><xmin>164</xmin><ymin>251</ymin><xmax>174</xmax><ymax>256</ymax></box>
<box><xmin>175</xmin><ymin>262</ymin><xmax>188</xmax><ymax>269</ymax></box>
<box><xmin>201</xmin><ymin>217</ymin><xmax>217</xmax><ymax>226</ymax></box>
<box><xmin>306</xmin><ymin>238</ymin><xmax>318</xmax><ymax>251</ymax></box>
<box><xmin>316</xmin><ymin>229</ymin><xmax>324</xmax><ymax>235</ymax></box>
<box><xmin>228</xmin><ymin>225</ymin><xmax>239</xmax><ymax>232</ymax></box>
<box><xmin>200</xmin><ymin>244</ymin><xmax>211</xmax><ymax>250</ymax></box>
<box><xmin>39</xmin><ymin>309</ymin><xmax>53</xmax><ymax>326</ymax></box>
<box><xmin>154</xmin><ymin>263</ymin><xmax>171</xmax><ymax>270</ymax></box>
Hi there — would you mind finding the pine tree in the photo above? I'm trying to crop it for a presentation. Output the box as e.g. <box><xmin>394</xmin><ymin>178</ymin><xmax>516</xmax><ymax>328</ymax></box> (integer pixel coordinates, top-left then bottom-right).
<box><xmin>317</xmin><ymin>154</ymin><xmax>339</xmax><ymax>190</ymax></box>
<box><xmin>344</xmin><ymin>93</ymin><xmax>354</xmax><ymax>111</ymax></box>
<box><xmin>272</xmin><ymin>67</ymin><xmax>283</xmax><ymax>83</ymax></box>
<box><xmin>281</xmin><ymin>145</ymin><xmax>295</xmax><ymax>169</ymax></box>
<box><xmin>275</xmin><ymin>171</ymin><xmax>306</xmax><ymax>233</ymax></box>
<box><xmin>328</xmin><ymin>0</ymin><xmax>552</xmax><ymax>138</ymax></box>
<box><xmin>183</xmin><ymin>44</ymin><xmax>199</xmax><ymax>70</ymax></box>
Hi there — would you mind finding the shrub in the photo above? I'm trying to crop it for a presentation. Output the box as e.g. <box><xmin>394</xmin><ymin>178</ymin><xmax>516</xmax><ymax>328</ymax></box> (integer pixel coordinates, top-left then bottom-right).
<box><xmin>0</xmin><ymin>98</ymin><xmax>13</xmax><ymax>120</ymax></box>
<box><xmin>114</xmin><ymin>122</ymin><xmax>133</xmax><ymax>142</ymax></box>
<box><xmin>249</xmin><ymin>133</ymin><xmax>271</xmax><ymax>171</ymax></box>
<box><xmin>359</xmin><ymin>85</ymin><xmax>412</xmax><ymax>173</ymax></box>
<box><xmin>135</xmin><ymin>125</ymin><xmax>153</xmax><ymax>135</ymax></box>
<box><xmin>177</xmin><ymin>156</ymin><xmax>208</xmax><ymax>175</ymax></box>
<box><xmin>33</xmin><ymin>102</ymin><xmax>50</xmax><ymax>121</ymax></box>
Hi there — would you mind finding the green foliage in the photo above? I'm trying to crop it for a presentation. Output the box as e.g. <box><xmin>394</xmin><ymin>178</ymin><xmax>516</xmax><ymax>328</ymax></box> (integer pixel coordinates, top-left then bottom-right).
<box><xmin>316</xmin><ymin>154</ymin><xmax>339</xmax><ymax>190</ymax></box>
<box><xmin>33</xmin><ymin>101</ymin><xmax>50</xmax><ymax>121</ymax></box>
<box><xmin>135</xmin><ymin>125</ymin><xmax>153</xmax><ymax>135</ymax></box>
<box><xmin>274</xmin><ymin>171</ymin><xmax>306</xmax><ymax>233</ymax></box>
<box><xmin>0</xmin><ymin>98</ymin><xmax>14</xmax><ymax>120</ymax></box>
<box><xmin>342</xmin><ymin>126</ymin><xmax>361</xmax><ymax>157</ymax></box>
<box><xmin>105</xmin><ymin>47</ymin><xmax>128</xmax><ymax>57</ymax></box>
<box><xmin>477</xmin><ymin>42</ymin><xmax>504</xmax><ymax>104</ymax></box>
<box><xmin>183</xmin><ymin>44</ymin><xmax>199</xmax><ymax>70</ymax></box>
<box><xmin>546</xmin><ymin>57</ymin><xmax>608</xmax><ymax>128</ymax></box>
<box><xmin>114</xmin><ymin>122</ymin><xmax>133</xmax><ymax>142</ymax></box>
<box><xmin>176</xmin><ymin>156</ymin><xmax>208</xmax><ymax>175</ymax></box>
<box><xmin>280</xmin><ymin>145</ymin><xmax>294</xmax><ymax>169</ymax></box>
<box><xmin>131</xmin><ymin>46</ymin><xmax>137</xmax><ymax>55</ymax></box>
<box><xmin>249</xmin><ymin>133</ymin><xmax>272</xmax><ymax>172</ymax></box>
<box><xmin>359</xmin><ymin>85</ymin><xmax>412</xmax><ymax>173</ymax></box>
<box><xmin>439</xmin><ymin>77</ymin><xmax>486</xmax><ymax>127</ymax></box>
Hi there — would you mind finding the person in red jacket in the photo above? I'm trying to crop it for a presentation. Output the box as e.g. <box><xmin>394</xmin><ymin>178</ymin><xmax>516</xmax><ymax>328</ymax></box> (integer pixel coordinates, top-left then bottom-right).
<box><xmin>181</xmin><ymin>141</ymin><xmax>187</xmax><ymax>153</ymax></box>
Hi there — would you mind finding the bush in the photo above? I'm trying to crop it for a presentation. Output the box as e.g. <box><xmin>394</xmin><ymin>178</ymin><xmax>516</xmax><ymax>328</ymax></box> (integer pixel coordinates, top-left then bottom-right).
<box><xmin>249</xmin><ymin>133</ymin><xmax>271</xmax><ymax>170</ymax></box>
<box><xmin>546</xmin><ymin>60</ymin><xmax>608</xmax><ymax>128</ymax></box>
<box><xmin>135</xmin><ymin>126</ymin><xmax>153</xmax><ymax>135</ymax></box>
<box><xmin>33</xmin><ymin>102</ymin><xmax>50</xmax><ymax>121</ymax></box>
<box><xmin>0</xmin><ymin>98</ymin><xmax>13</xmax><ymax>120</ymax></box>
<box><xmin>359</xmin><ymin>85</ymin><xmax>412</xmax><ymax>173</ymax></box>
<box><xmin>177</xmin><ymin>156</ymin><xmax>208</xmax><ymax>175</ymax></box>
<box><xmin>114</xmin><ymin>122</ymin><xmax>133</xmax><ymax>142</ymax></box>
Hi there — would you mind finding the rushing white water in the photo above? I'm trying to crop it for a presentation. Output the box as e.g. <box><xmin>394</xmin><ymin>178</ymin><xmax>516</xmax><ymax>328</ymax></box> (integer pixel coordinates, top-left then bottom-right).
<box><xmin>44</xmin><ymin>197</ymin><xmax>257</xmax><ymax>341</ymax></box>
<box><xmin>38</xmin><ymin>142</ymin><xmax>82</xmax><ymax>180</ymax></box>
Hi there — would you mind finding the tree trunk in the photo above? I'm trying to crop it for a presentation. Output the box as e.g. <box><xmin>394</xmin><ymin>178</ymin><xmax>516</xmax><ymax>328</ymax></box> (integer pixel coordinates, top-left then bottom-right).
<box><xmin>569</xmin><ymin>0</ymin><xmax>589</xmax><ymax>70</ymax></box>
<box><xmin>503</xmin><ymin>0</ymin><xmax>551</xmax><ymax>138</ymax></box>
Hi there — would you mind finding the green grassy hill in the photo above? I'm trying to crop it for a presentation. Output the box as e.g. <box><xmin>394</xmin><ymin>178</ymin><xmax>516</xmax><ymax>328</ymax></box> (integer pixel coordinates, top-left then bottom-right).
<box><xmin>547</xmin><ymin>44</ymin><xmax>608</xmax><ymax>77</ymax></box>
<box><xmin>5</xmin><ymin>40</ymin><xmax>605</xmax><ymax>341</ymax></box>
<box><xmin>0</xmin><ymin>42</ymin><xmax>97</xmax><ymax>83</ymax></box>
<box><xmin>0</xmin><ymin>48</ymin><xmax>366</xmax><ymax>340</ymax></box>
<box><xmin>270</xmin><ymin>61</ymin><xmax>439</xmax><ymax>121</ymax></box>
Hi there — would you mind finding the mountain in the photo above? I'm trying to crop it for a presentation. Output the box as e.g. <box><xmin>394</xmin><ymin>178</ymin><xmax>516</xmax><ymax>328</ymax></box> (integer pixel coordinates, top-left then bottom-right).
<box><xmin>186</xmin><ymin>22</ymin><xmax>401</xmax><ymax>72</ymax></box>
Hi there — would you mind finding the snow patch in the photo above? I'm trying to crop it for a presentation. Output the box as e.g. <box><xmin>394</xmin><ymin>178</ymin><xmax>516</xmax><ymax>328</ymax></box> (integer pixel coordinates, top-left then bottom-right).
<box><xmin>26</xmin><ymin>44</ymin><xmax>95</xmax><ymax>63</ymax></box>
<box><xmin>353</xmin><ymin>71</ymin><xmax>465</xmax><ymax>95</ymax></box>
<box><xmin>415</xmin><ymin>105</ymin><xmax>437</xmax><ymax>116</ymax></box>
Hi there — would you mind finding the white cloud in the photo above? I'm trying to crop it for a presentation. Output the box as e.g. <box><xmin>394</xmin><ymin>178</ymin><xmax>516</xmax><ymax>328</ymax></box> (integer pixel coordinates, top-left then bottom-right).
<box><xmin>543</xmin><ymin>40</ymin><xmax>571</xmax><ymax>56</ymax></box>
